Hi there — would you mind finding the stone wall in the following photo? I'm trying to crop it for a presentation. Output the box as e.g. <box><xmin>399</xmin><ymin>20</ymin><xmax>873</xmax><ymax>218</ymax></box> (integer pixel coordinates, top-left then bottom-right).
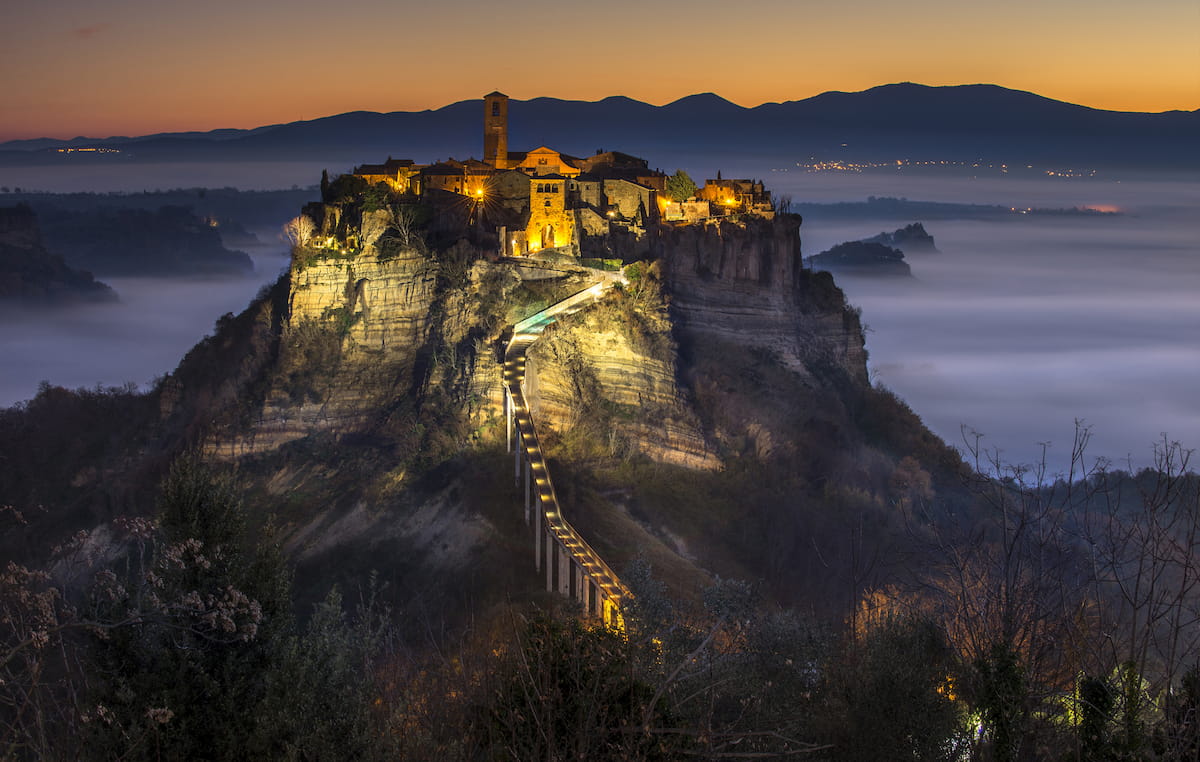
<box><xmin>603</xmin><ymin>179</ymin><xmax>654</xmax><ymax>222</ymax></box>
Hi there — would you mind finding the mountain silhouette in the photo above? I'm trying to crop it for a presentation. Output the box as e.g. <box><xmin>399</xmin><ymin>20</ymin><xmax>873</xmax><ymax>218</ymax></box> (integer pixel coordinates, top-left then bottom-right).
<box><xmin>3</xmin><ymin>83</ymin><xmax>1196</xmax><ymax>169</ymax></box>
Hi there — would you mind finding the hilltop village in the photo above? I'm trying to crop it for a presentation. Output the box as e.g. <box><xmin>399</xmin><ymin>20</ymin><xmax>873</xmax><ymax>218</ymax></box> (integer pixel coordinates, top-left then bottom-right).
<box><xmin>336</xmin><ymin>92</ymin><xmax>774</xmax><ymax>259</ymax></box>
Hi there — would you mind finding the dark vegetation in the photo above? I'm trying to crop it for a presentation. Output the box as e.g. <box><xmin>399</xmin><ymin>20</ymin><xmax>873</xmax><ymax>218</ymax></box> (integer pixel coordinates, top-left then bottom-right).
<box><xmin>806</xmin><ymin>241</ymin><xmax>912</xmax><ymax>277</ymax></box>
<box><xmin>0</xmin><ymin>205</ymin><xmax>116</xmax><ymax>304</ymax></box>
<box><xmin>665</xmin><ymin>169</ymin><xmax>698</xmax><ymax>202</ymax></box>
<box><xmin>34</xmin><ymin>205</ymin><xmax>253</xmax><ymax>277</ymax></box>
<box><xmin>6</xmin><ymin>187</ymin><xmax>316</xmax><ymax>245</ymax></box>
<box><xmin>5</xmin><ymin>445</ymin><xmax>1197</xmax><ymax>759</ymax></box>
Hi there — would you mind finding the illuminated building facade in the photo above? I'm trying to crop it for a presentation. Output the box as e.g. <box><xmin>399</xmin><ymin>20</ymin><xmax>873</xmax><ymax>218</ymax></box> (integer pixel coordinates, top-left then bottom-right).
<box><xmin>352</xmin><ymin>92</ymin><xmax>699</xmax><ymax>256</ymax></box>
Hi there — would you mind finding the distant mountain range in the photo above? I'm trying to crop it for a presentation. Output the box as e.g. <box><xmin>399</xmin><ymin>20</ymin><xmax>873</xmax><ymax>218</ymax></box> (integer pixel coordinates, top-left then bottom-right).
<box><xmin>2</xmin><ymin>83</ymin><xmax>1197</xmax><ymax>171</ymax></box>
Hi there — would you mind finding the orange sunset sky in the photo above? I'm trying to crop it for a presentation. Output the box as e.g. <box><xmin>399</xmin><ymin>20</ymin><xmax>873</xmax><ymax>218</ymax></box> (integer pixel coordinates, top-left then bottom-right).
<box><xmin>1</xmin><ymin>0</ymin><xmax>1197</xmax><ymax>142</ymax></box>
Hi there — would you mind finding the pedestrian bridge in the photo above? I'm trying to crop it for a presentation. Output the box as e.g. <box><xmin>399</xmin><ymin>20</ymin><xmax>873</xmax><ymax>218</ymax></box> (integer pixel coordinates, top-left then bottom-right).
<box><xmin>502</xmin><ymin>276</ymin><xmax>629</xmax><ymax>629</ymax></box>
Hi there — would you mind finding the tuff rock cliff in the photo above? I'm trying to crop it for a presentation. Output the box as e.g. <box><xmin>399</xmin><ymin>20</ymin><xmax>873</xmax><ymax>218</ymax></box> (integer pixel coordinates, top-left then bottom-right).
<box><xmin>524</xmin><ymin>262</ymin><xmax>720</xmax><ymax>471</ymax></box>
<box><xmin>657</xmin><ymin>217</ymin><xmax>868</xmax><ymax>384</ymax></box>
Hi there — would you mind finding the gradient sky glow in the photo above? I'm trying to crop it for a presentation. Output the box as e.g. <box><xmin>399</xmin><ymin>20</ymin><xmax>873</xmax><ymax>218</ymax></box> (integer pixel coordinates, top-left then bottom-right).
<box><xmin>2</xmin><ymin>0</ymin><xmax>1198</xmax><ymax>142</ymax></box>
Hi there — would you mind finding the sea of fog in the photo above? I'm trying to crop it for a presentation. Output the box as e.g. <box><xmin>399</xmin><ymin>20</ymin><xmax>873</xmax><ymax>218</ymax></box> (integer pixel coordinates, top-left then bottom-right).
<box><xmin>761</xmin><ymin>170</ymin><xmax>1200</xmax><ymax>476</ymax></box>
<box><xmin>1</xmin><ymin>161</ymin><xmax>1196</xmax><ymax>476</ymax></box>
<box><xmin>0</xmin><ymin>245</ymin><xmax>290</xmax><ymax>403</ymax></box>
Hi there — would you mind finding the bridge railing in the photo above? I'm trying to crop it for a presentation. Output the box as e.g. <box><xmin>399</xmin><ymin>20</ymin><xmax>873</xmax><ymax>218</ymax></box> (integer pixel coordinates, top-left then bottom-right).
<box><xmin>510</xmin><ymin>376</ymin><xmax>628</xmax><ymax>603</ymax></box>
<box><xmin>503</xmin><ymin>276</ymin><xmax>630</xmax><ymax>627</ymax></box>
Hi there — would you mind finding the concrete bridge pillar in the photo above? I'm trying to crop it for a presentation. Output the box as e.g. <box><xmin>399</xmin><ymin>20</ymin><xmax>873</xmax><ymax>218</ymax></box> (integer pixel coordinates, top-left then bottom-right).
<box><xmin>524</xmin><ymin>459</ymin><xmax>531</xmax><ymax>524</ymax></box>
<box><xmin>534</xmin><ymin>500</ymin><xmax>542</xmax><ymax>571</ymax></box>
<box><xmin>557</xmin><ymin>544</ymin><xmax>571</xmax><ymax>596</ymax></box>
<box><xmin>514</xmin><ymin>432</ymin><xmax>521</xmax><ymax>486</ymax></box>
<box><xmin>505</xmin><ymin>387</ymin><xmax>512</xmax><ymax>453</ymax></box>
<box><xmin>545</xmin><ymin>531</ymin><xmax>555</xmax><ymax>592</ymax></box>
<box><xmin>572</xmin><ymin>560</ymin><xmax>584</xmax><ymax>604</ymax></box>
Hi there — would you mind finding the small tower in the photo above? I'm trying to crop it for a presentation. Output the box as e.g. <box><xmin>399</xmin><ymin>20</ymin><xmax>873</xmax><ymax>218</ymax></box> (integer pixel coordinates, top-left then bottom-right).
<box><xmin>484</xmin><ymin>91</ymin><xmax>508</xmax><ymax>169</ymax></box>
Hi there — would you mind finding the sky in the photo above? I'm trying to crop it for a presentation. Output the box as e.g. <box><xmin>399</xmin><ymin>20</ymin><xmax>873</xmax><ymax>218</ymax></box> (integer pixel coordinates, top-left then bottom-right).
<box><xmin>2</xmin><ymin>0</ymin><xmax>1198</xmax><ymax>142</ymax></box>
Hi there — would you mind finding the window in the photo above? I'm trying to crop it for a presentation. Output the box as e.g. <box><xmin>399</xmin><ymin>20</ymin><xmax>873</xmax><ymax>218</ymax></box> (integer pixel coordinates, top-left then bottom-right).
<box><xmin>492</xmin><ymin>102</ymin><xmax>500</xmax><ymax>117</ymax></box>
<box><xmin>544</xmin><ymin>199</ymin><xmax>551</xmax><ymax>207</ymax></box>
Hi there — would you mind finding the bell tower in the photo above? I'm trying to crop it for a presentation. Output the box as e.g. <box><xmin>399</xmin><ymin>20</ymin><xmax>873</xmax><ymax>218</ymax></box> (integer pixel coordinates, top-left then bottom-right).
<box><xmin>484</xmin><ymin>91</ymin><xmax>508</xmax><ymax>168</ymax></box>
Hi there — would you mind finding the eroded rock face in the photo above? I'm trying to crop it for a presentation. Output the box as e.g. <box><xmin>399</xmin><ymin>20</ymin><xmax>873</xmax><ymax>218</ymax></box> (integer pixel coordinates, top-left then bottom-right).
<box><xmin>210</xmin><ymin>243</ymin><xmax>512</xmax><ymax>457</ymax></box>
<box><xmin>205</xmin><ymin>214</ymin><xmax>869</xmax><ymax>470</ymax></box>
<box><xmin>525</xmin><ymin>309</ymin><xmax>719</xmax><ymax>470</ymax></box>
<box><xmin>287</xmin><ymin>246</ymin><xmax>438</xmax><ymax>357</ymax></box>
<box><xmin>658</xmin><ymin>216</ymin><xmax>868</xmax><ymax>386</ymax></box>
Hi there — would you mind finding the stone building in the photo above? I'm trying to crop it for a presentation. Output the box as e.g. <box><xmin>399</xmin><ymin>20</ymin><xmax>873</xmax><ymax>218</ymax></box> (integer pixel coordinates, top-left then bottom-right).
<box><xmin>353</xmin><ymin>157</ymin><xmax>419</xmax><ymax>193</ymax></box>
<box><xmin>352</xmin><ymin>91</ymin><xmax>674</xmax><ymax>256</ymax></box>
<box><xmin>526</xmin><ymin>175</ymin><xmax>572</xmax><ymax>251</ymax></box>
<box><xmin>698</xmin><ymin>177</ymin><xmax>774</xmax><ymax>217</ymax></box>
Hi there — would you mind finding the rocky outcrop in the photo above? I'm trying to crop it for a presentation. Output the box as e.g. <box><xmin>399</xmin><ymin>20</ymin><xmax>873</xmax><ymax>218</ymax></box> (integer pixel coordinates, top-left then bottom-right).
<box><xmin>525</xmin><ymin>302</ymin><xmax>719</xmax><ymax>470</ymax></box>
<box><xmin>0</xmin><ymin>205</ymin><xmax>116</xmax><ymax>304</ymax></box>
<box><xmin>658</xmin><ymin>216</ymin><xmax>868</xmax><ymax>386</ymax></box>
<box><xmin>208</xmin><ymin>238</ymin><xmax>517</xmax><ymax>458</ymax></box>
<box><xmin>862</xmin><ymin>222</ymin><xmax>938</xmax><ymax>253</ymax></box>
<box><xmin>806</xmin><ymin>241</ymin><xmax>912</xmax><ymax>278</ymax></box>
<box><xmin>287</xmin><ymin>245</ymin><xmax>438</xmax><ymax>358</ymax></box>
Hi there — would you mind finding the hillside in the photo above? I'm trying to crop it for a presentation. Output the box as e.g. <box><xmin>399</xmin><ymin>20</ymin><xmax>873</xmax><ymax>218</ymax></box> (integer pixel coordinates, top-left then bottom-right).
<box><xmin>0</xmin><ymin>204</ymin><xmax>116</xmax><ymax>303</ymax></box>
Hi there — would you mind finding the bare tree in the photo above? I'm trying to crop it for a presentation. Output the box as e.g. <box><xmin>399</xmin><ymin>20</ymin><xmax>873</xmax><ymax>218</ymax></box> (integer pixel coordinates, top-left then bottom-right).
<box><xmin>1079</xmin><ymin>437</ymin><xmax>1200</xmax><ymax>754</ymax></box>
<box><xmin>282</xmin><ymin>215</ymin><xmax>316</xmax><ymax>248</ymax></box>
<box><xmin>390</xmin><ymin>205</ymin><xmax>423</xmax><ymax>250</ymax></box>
<box><xmin>902</xmin><ymin>426</ymin><xmax>1097</xmax><ymax>761</ymax></box>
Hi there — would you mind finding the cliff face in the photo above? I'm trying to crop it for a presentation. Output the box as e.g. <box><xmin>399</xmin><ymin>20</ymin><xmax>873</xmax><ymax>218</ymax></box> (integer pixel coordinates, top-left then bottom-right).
<box><xmin>203</xmin><ymin>214</ymin><xmax>871</xmax><ymax>474</ymax></box>
<box><xmin>210</xmin><ymin>239</ymin><xmax>515</xmax><ymax>457</ymax></box>
<box><xmin>658</xmin><ymin>216</ymin><xmax>868</xmax><ymax>386</ymax></box>
<box><xmin>524</xmin><ymin>280</ymin><xmax>719</xmax><ymax>470</ymax></box>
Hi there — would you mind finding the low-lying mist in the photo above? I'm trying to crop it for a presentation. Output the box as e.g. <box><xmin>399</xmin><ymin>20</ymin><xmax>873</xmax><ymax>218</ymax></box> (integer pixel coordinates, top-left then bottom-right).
<box><xmin>760</xmin><ymin>171</ymin><xmax>1200</xmax><ymax>475</ymax></box>
<box><xmin>0</xmin><ymin>248</ymin><xmax>288</xmax><ymax>406</ymax></box>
